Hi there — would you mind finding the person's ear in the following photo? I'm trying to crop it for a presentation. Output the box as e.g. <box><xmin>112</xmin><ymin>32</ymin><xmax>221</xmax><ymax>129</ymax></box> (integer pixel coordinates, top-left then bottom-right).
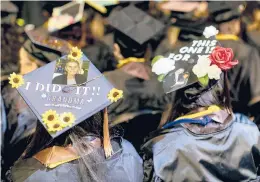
<box><xmin>113</xmin><ymin>43</ymin><xmax>124</xmax><ymax>61</ymax></box>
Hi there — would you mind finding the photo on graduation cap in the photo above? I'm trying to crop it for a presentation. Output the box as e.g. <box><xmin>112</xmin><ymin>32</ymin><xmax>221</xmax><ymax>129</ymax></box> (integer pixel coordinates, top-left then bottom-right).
<box><xmin>47</xmin><ymin>1</ymin><xmax>84</xmax><ymax>33</ymax></box>
<box><xmin>52</xmin><ymin>47</ymin><xmax>89</xmax><ymax>85</ymax></box>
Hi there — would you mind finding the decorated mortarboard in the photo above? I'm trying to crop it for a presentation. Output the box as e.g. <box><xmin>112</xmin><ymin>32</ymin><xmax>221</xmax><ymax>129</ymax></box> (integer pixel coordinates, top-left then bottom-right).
<box><xmin>8</xmin><ymin>47</ymin><xmax>123</xmax><ymax>140</ymax></box>
<box><xmin>25</xmin><ymin>25</ymin><xmax>71</xmax><ymax>55</ymax></box>
<box><xmin>151</xmin><ymin>25</ymin><xmax>239</xmax><ymax>94</ymax></box>
<box><xmin>46</xmin><ymin>1</ymin><xmax>85</xmax><ymax>33</ymax></box>
<box><xmin>108</xmin><ymin>5</ymin><xmax>165</xmax><ymax>45</ymax></box>
<box><xmin>208</xmin><ymin>1</ymin><xmax>246</xmax><ymax>23</ymax></box>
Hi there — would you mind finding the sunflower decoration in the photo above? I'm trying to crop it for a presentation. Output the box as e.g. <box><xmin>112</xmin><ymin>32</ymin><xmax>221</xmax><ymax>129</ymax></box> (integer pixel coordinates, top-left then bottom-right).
<box><xmin>46</xmin><ymin>120</ymin><xmax>64</xmax><ymax>132</ymax></box>
<box><xmin>59</xmin><ymin>112</ymin><xmax>76</xmax><ymax>127</ymax></box>
<box><xmin>68</xmin><ymin>46</ymin><xmax>83</xmax><ymax>61</ymax></box>
<box><xmin>8</xmin><ymin>72</ymin><xmax>25</xmax><ymax>88</ymax></box>
<box><xmin>42</xmin><ymin>110</ymin><xmax>59</xmax><ymax>125</ymax></box>
<box><xmin>107</xmin><ymin>88</ymin><xmax>123</xmax><ymax>103</ymax></box>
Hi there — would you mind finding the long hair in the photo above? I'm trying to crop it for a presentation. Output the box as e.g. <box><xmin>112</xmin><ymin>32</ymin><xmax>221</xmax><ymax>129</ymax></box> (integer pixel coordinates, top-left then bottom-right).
<box><xmin>23</xmin><ymin>111</ymin><xmax>103</xmax><ymax>159</ymax></box>
<box><xmin>161</xmin><ymin>72</ymin><xmax>232</xmax><ymax>125</ymax></box>
<box><xmin>22</xmin><ymin>111</ymin><xmax>123</xmax><ymax>181</ymax></box>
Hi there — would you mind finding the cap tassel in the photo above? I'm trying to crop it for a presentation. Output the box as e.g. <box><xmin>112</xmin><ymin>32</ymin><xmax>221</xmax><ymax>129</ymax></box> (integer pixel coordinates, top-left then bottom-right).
<box><xmin>103</xmin><ymin>107</ymin><xmax>113</xmax><ymax>158</ymax></box>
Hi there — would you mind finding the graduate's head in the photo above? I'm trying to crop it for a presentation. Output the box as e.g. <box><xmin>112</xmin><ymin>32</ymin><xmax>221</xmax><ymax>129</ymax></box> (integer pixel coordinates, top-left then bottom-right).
<box><xmin>208</xmin><ymin>1</ymin><xmax>246</xmax><ymax>35</ymax></box>
<box><xmin>65</xmin><ymin>60</ymin><xmax>80</xmax><ymax>76</ymax></box>
<box><xmin>171</xmin><ymin>73</ymin><xmax>231</xmax><ymax>119</ymax></box>
<box><xmin>151</xmin><ymin>32</ymin><xmax>239</xmax><ymax>122</ymax></box>
<box><xmin>108</xmin><ymin>5</ymin><xmax>165</xmax><ymax>59</ymax></box>
<box><xmin>23</xmin><ymin>111</ymin><xmax>103</xmax><ymax>158</ymax></box>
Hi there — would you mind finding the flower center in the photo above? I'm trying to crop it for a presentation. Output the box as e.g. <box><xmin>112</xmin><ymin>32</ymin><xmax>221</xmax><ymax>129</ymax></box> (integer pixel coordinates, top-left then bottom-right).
<box><xmin>48</xmin><ymin>115</ymin><xmax>55</xmax><ymax>121</ymax></box>
<box><xmin>64</xmin><ymin>117</ymin><xmax>70</xmax><ymax>122</ymax></box>
<box><xmin>72</xmin><ymin>52</ymin><xmax>77</xmax><ymax>57</ymax></box>
<box><xmin>13</xmin><ymin>78</ymin><xmax>19</xmax><ymax>83</ymax></box>
<box><xmin>113</xmin><ymin>92</ymin><xmax>119</xmax><ymax>97</ymax></box>
<box><xmin>53</xmin><ymin>124</ymin><xmax>60</xmax><ymax>128</ymax></box>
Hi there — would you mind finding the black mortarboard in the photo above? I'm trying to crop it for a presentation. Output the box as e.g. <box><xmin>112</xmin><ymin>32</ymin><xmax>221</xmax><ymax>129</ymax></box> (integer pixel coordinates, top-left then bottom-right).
<box><xmin>208</xmin><ymin>1</ymin><xmax>246</xmax><ymax>23</ymax></box>
<box><xmin>159</xmin><ymin>1</ymin><xmax>209</xmax><ymax>42</ymax></box>
<box><xmin>108</xmin><ymin>5</ymin><xmax>165</xmax><ymax>58</ymax></box>
<box><xmin>151</xmin><ymin>25</ymin><xmax>225</xmax><ymax>94</ymax></box>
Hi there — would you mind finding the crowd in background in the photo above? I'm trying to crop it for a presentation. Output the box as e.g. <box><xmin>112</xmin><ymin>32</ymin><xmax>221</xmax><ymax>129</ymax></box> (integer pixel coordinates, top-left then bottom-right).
<box><xmin>1</xmin><ymin>1</ymin><xmax>260</xmax><ymax>182</ymax></box>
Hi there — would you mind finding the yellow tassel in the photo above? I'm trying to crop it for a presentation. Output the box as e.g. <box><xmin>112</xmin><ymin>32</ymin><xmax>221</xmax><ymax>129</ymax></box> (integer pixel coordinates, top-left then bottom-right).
<box><xmin>103</xmin><ymin>107</ymin><xmax>113</xmax><ymax>158</ymax></box>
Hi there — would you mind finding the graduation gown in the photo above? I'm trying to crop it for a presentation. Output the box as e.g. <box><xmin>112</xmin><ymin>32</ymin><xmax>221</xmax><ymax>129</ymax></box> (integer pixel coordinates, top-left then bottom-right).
<box><xmin>245</xmin><ymin>30</ymin><xmax>260</xmax><ymax>53</ymax></box>
<box><xmin>10</xmin><ymin>138</ymin><xmax>143</xmax><ymax>182</ymax></box>
<box><xmin>1</xmin><ymin>84</ymin><xmax>37</xmax><ymax>181</ymax></box>
<box><xmin>142</xmin><ymin>113</ymin><xmax>260</xmax><ymax>182</ymax></box>
<box><xmin>105</xmin><ymin>63</ymin><xmax>173</xmax><ymax>151</ymax></box>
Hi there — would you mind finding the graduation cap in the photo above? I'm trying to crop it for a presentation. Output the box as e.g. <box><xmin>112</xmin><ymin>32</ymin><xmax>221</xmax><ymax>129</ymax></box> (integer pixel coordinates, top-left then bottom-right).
<box><xmin>208</xmin><ymin>1</ymin><xmax>246</xmax><ymax>23</ymax></box>
<box><xmin>25</xmin><ymin>25</ymin><xmax>72</xmax><ymax>55</ymax></box>
<box><xmin>108</xmin><ymin>5</ymin><xmax>165</xmax><ymax>58</ymax></box>
<box><xmin>1</xmin><ymin>1</ymin><xmax>18</xmax><ymax>24</ymax></box>
<box><xmin>8</xmin><ymin>47</ymin><xmax>123</xmax><ymax>157</ymax></box>
<box><xmin>151</xmin><ymin>25</ymin><xmax>230</xmax><ymax>94</ymax></box>
<box><xmin>46</xmin><ymin>1</ymin><xmax>85</xmax><ymax>33</ymax></box>
<box><xmin>159</xmin><ymin>1</ymin><xmax>209</xmax><ymax>41</ymax></box>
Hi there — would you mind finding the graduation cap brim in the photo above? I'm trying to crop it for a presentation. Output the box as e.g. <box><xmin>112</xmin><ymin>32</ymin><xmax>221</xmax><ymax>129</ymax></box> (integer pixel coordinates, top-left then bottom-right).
<box><xmin>108</xmin><ymin>5</ymin><xmax>165</xmax><ymax>45</ymax></box>
<box><xmin>208</xmin><ymin>1</ymin><xmax>246</xmax><ymax>16</ymax></box>
<box><xmin>16</xmin><ymin>52</ymin><xmax>114</xmax><ymax>138</ymax></box>
<box><xmin>157</xmin><ymin>37</ymin><xmax>221</xmax><ymax>94</ymax></box>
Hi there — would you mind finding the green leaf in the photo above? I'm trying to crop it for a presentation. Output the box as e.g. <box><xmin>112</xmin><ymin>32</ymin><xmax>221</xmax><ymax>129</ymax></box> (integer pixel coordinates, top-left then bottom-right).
<box><xmin>151</xmin><ymin>55</ymin><xmax>164</xmax><ymax>66</ymax></box>
<box><xmin>158</xmin><ymin>74</ymin><xmax>165</xmax><ymax>82</ymax></box>
<box><xmin>198</xmin><ymin>75</ymin><xmax>209</xmax><ymax>87</ymax></box>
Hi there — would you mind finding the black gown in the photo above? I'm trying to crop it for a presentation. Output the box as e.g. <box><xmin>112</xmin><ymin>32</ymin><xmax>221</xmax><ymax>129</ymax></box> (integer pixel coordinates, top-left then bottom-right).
<box><xmin>218</xmin><ymin>38</ymin><xmax>260</xmax><ymax>127</ymax></box>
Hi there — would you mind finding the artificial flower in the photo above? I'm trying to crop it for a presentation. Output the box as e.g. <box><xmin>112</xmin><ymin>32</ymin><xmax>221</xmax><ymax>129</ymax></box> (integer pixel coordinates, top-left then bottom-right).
<box><xmin>42</xmin><ymin>110</ymin><xmax>59</xmax><ymax>125</ymax></box>
<box><xmin>152</xmin><ymin>57</ymin><xmax>175</xmax><ymax>75</ymax></box>
<box><xmin>203</xmin><ymin>25</ymin><xmax>219</xmax><ymax>38</ymax></box>
<box><xmin>192</xmin><ymin>55</ymin><xmax>211</xmax><ymax>78</ymax></box>
<box><xmin>207</xmin><ymin>65</ymin><xmax>222</xmax><ymax>80</ymax></box>
<box><xmin>60</xmin><ymin>112</ymin><xmax>76</xmax><ymax>127</ymax></box>
<box><xmin>209</xmin><ymin>46</ymin><xmax>238</xmax><ymax>70</ymax></box>
<box><xmin>68</xmin><ymin>46</ymin><xmax>83</xmax><ymax>61</ymax></box>
<box><xmin>46</xmin><ymin>120</ymin><xmax>64</xmax><ymax>132</ymax></box>
<box><xmin>107</xmin><ymin>88</ymin><xmax>123</xmax><ymax>103</ymax></box>
<box><xmin>8</xmin><ymin>72</ymin><xmax>25</xmax><ymax>88</ymax></box>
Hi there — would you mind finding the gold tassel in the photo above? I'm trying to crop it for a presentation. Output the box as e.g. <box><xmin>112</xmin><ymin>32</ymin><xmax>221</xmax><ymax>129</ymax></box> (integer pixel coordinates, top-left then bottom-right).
<box><xmin>103</xmin><ymin>107</ymin><xmax>113</xmax><ymax>158</ymax></box>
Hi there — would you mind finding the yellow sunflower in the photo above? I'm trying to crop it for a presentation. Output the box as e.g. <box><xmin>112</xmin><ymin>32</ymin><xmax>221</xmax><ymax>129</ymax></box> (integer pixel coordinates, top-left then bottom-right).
<box><xmin>59</xmin><ymin>112</ymin><xmax>76</xmax><ymax>127</ymax></box>
<box><xmin>68</xmin><ymin>46</ymin><xmax>83</xmax><ymax>61</ymax></box>
<box><xmin>107</xmin><ymin>88</ymin><xmax>123</xmax><ymax>103</ymax></box>
<box><xmin>8</xmin><ymin>72</ymin><xmax>24</xmax><ymax>88</ymax></box>
<box><xmin>42</xmin><ymin>110</ymin><xmax>59</xmax><ymax>125</ymax></box>
<box><xmin>46</xmin><ymin>120</ymin><xmax>64</xmax><ymax>132</ymax></box>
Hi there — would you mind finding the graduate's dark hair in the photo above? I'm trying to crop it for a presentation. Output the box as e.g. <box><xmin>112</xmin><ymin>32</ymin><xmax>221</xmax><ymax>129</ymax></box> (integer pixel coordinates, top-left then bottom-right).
<box><xmin>159</xmin><ymin>72</ymin><xmax>232</xmax><ymax>126</ymax></box>
<box><xmin>23</xmin><ymin>111</ymin><xmax>103</xmax><ymax>159</ymax></box>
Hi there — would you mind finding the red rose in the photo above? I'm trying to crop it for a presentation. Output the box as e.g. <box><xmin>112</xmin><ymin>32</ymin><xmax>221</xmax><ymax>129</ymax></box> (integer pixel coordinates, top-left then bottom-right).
<box><xmin>209</xmin><ymin>46</ymin><xmax>239</xmax><ymax>70</ymax></box>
